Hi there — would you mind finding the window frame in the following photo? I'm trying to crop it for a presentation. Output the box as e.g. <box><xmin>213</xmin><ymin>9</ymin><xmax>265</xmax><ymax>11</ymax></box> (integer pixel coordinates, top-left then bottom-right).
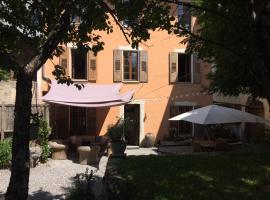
<box><xmin>70</xmin><ymin>48</ymin><xmax>88</xmax><ymax>81</ymax></box>
<box><xmin>177</xmin><ymin>53</ymin><xmax>192</xmax><ymax>83</ymax></box>
<box><xmin>122</xmin><ymin>50</ymin><xmax>140</xmax><ymax>82</ymax></box>
<box><xmin>170</xmin><ymin>105</ymin><xmax>194</xmax><ymax>138</ymax></box>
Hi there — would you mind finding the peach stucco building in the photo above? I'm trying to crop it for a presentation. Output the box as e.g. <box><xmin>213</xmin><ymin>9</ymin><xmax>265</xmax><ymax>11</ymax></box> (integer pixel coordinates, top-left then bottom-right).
<box><xmin>38</xmin><ymin>12</ymin><xmax>213</xmax><ymax>145</ymax></box>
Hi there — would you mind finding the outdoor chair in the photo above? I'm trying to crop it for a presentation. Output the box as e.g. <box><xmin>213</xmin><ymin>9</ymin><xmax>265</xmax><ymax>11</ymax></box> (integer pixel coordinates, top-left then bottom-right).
<box><xmin>78</xmin><ymin>145</ymin><xmax>101</xmax><ymax>165</ymax></box>
<box><xmin>49</xmin><ymin>141</ymin><xmax>68</xmax><ymax>160</ymax></box>
<box><xmin>77</xmin><ymin>146</ymin><xmax>91</xmax><ymax>165</ymax></box>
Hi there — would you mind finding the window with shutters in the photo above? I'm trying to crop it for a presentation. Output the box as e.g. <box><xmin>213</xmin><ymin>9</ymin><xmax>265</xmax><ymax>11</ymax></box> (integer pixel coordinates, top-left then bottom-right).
<box><xmin>123</xmin><ymin>50</ymin><xmax>139</xmax><ymax>81</ymax></box>
<box><xmin>178</xmin><ymin>53</ymin><xmax>191</xmax><ymax>82</ymax></box>
<box><xmin>170</xmin><ymin>106</ymin><xmax>193</xmax><ymax>138</ymax></box>
<box><xmin>71</xmin><ymin>49</ymin><xmax>87</xmax><ymax>80</ymax></box>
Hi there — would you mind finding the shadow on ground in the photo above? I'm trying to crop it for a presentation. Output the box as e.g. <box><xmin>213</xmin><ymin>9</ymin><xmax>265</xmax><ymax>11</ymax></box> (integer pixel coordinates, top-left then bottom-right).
<box><xmin>0</xmin><ymin>189</ymin><xmax>65</xmax><ymax>200</ymax></box>
<box><xmin>28</xmin><ymin>189</ymin><xmax>65</xmax><ymax>200</ymax></box>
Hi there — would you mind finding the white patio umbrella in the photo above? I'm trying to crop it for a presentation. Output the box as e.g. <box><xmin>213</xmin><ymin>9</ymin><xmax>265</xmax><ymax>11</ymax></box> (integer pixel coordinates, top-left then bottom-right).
<box><xmin>169</xmin><ymin>104</ymin><xmax>266</xmax><ymax>125</ymax></box>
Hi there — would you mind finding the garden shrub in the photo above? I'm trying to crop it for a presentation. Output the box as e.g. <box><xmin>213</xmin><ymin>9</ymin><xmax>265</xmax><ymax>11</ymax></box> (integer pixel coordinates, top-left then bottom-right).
<box><xmin>0</xmin><ymin>138</ymin><xmax>12</xmax><ymax>169</ymax></box>
<box><xmin>66</xmin><ymin>168</ymin><xmax>95</xmax><ymax>200</ymax></box>
<box><xmin>37</xmin><ymin>119</ymin><xmax>51</xmax><ymax>163</ymax></box>
<box><xmin>140</xmin><ymin>133</ymin><xmax>155</xmax><ymax>148</ymax></box>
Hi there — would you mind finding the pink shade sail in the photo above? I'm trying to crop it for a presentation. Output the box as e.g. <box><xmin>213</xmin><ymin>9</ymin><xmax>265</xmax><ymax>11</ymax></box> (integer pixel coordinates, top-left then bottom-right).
<box><xmin>42</xmin><ymin>81</ymin><xmax>134</xmax><ymax>107</ymax></box>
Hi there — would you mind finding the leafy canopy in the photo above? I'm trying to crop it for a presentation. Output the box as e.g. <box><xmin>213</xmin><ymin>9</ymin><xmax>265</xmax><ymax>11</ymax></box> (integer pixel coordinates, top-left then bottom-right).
<box><xmin>0</xmin><ymin>0</ymin><xmax>175</xmax><ymax>76</ymax></box>
<box><xmin>180</xmin><ymin>0</ymin><xmax>270</xmax><ymax>101</ymax></box>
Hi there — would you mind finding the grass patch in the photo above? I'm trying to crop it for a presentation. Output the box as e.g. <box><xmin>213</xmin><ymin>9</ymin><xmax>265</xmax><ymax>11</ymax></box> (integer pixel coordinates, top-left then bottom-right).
<box><xmin>108</xmin><ymin>152</ymin><xmax>270</xmax><ymax>200</ymax></box>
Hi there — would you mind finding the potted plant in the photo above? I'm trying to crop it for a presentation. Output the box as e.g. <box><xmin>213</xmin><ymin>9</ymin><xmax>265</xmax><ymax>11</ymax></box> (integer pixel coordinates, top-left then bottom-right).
<box><xmin>29</xmin><ymin>113</ymin><xmax>42</xmax><ymax>140</ymax></box>
<box><xmin>107</xmin><ymin>118</ymin><xmax>131</xmax><ymax>156</ymax></box>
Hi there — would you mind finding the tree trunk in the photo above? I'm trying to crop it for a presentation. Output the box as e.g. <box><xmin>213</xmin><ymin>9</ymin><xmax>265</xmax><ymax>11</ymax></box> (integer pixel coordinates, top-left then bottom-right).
<box><xmin>6</xmin><ymin>69</ymin><xmax>33</xmax><ymax>200</ymax></box>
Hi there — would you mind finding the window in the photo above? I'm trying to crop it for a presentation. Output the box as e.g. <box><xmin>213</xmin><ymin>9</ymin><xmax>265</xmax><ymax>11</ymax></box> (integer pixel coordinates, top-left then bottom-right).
<box><xmin>71</xmin><ymin>49</ymin><xmax>87</xmax><ymax>80</ymax></box>
<box><xmin>70</xmin><ymin>107</ymin><xmax>87</xmax><ymax>134</ymax></box>
<box><xmin>170</xmin><ymin>106</ymin><xmax>193</xmax><ymax>138</ymax></box>
<box><xmin>113</xmin><ymin>49</ymin><xmax>148</xmax><ymax>82</ymax></box>
<box><xmin>178</xmin><ymin>53</ymin><xmax>191</xmax><ymax>82</ymax></box>
<box><xmin>123</xmin><ymin>51</ymin><xmax>139</xmax><ymax>81</ymax></box>
<box><xmin>178</xmin><ymin>4</ymin><xmax>191</xmax><ymax>30</ymax></box>
<box><xmin>170</xmin><ymin>52</ymin><xmax>201</xmax><ymax>84</ymax></box>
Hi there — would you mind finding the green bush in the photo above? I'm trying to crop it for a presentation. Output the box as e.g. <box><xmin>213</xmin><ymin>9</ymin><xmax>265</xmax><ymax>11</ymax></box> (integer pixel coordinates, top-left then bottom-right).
<box><xmin>66</xmin><ymin>168</ymin><xmax>95</xmax><ymax>200</ymax></box>
<box><xmin>0</xmin><ymin>138</ymin><xmax>12</xmax><ymax>169</ymax></box>
<box><xmin>107</xmin><ymin>118</ymin><xmax>133</xmax><ymax>142</ymax></box>
<box><xmin>37</xmin><ymin>120</ymin><xmax>51</xmax><ymax>163</ymax></box>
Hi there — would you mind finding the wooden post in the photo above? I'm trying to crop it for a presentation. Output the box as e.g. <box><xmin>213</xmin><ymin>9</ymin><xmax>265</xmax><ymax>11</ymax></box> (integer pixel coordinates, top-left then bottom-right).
<box><xmin>44</xmin><ymin>104</ymin><xmax>50</xmax><ymax>124</ymax></box>
<box><xmin>1</xmin><ymin>103</ymin><xmax>5</xmax><ymax>141</ymax></box>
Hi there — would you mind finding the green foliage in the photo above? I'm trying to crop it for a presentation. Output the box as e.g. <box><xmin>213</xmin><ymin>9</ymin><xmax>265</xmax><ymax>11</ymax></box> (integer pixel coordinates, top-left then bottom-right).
<box><xmin>0</xmin><ymin>0</ymin><xmax>174</xmax><ymax>78</ymax></box>
<box><xmin>0</xmin><ymin>138</ymin><xmax>12</xmax><ymax>169</ymax></box>
<box><xmin>107</xmin><ymin>118</ymin><xmax>133</xmax><ymax>142</ymax></box>
<box><xmin>66</xmin><ymin>168</ymin><xmax>95</xmax><ymax>200</ymax></box>
<box><xmin>180</xmin><ymin>1</ymin><xmax>270</xmax><ymax>102</ymax></box>
<box><xmin>0</xmin><ymin>68</ymin><xmax>9</xmax><ymax>81</ymax></box>
<box><xmin>37</xmin><ymin>120</ymin><xmax>51</xmax><ymax>163</ymax></box>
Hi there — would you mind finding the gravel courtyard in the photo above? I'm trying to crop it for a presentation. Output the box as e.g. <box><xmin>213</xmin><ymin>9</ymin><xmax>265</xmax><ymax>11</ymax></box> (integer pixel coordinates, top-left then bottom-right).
<box><xmin>0</xmin><ymin>148</ymin><xmax>156</xmax><ymax>200</ymax></box>
<box><xmin>0</xmin><ymin>158</ymin><xmax>106</xmax><ymax>200</ymax></box>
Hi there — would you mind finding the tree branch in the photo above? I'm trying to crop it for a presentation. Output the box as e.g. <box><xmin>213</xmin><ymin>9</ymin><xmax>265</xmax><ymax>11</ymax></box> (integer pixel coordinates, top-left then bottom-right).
<box><xmin>161</xmin><ymin>0</ymin><xmax>234</xmax><ymax>23</ymax></box>
<box><xmin>25</xmin><ymin>12</ymin><xmax>71</xmax><ymax>74</ymax></box>
<box><xmin>99</xmin><ymin>1</ymin><xmax>131</xmax><ymax>45</ymax></box>
<box><xmin>177</xmin><ymin>25</ymin><xmax>241</xmax><ymax>56</ymax></box>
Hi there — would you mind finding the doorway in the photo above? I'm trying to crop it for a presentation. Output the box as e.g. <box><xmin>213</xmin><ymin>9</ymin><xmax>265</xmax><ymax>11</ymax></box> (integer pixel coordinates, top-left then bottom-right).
<box><xmin>124</xmin><ymin>104</ymin><xmax>140</xmax><ymax>146</ymax></box>
<box><xmin>70</xmin><ymin>107</ymin><xmax>87</xmax><ymax>135</ymax></box>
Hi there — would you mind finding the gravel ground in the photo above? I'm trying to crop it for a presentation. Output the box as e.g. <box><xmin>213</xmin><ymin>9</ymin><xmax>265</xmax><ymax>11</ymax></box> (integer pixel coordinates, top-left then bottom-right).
<box><xmin>0</xmin><ymin>148</ymin><xmax>157</xmax><ymax>200</ymax></box>
<box><xmin>125</xmin><ymin>147</ymin><xmax>158</xmax><ymax>156</ymax></box>
<box><xmin>0</xmin><ymin>158</ymin><xmax>106</xmax><ymax>200</ymax></box>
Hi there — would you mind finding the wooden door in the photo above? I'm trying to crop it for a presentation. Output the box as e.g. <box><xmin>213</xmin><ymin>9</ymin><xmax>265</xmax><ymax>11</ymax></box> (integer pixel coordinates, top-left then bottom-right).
<box><xmin>124</xmin><ymin>104</ymin><xmax>140</xmax><ymax>146</ymax></box>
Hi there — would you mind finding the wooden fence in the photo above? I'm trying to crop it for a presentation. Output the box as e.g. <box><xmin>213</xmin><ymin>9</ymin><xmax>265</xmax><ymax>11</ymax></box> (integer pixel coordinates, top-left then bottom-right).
<box><xmin>0</xmin><ymin>103</ymin><xmax>49</xmax><ymax>140</ymax></box>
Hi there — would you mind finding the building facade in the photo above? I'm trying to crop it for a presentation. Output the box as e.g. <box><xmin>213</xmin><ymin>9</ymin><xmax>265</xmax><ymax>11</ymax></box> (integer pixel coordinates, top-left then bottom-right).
<box><xmin>38</xmin><ymin>8</ymin><xmax>213</xmax><ymax>145</ymax></box>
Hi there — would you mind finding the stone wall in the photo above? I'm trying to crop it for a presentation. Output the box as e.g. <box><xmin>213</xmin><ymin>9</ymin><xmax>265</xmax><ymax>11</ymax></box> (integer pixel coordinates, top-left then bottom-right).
<box><xmin>0</xmin><ymin>80</ymin><xmax>41</xmax><ymax>105</ymax></box>
<box><xmin>0</xmin><ymin>81</ymin><xmax>16</xmax><ymax>104</ymax></box>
